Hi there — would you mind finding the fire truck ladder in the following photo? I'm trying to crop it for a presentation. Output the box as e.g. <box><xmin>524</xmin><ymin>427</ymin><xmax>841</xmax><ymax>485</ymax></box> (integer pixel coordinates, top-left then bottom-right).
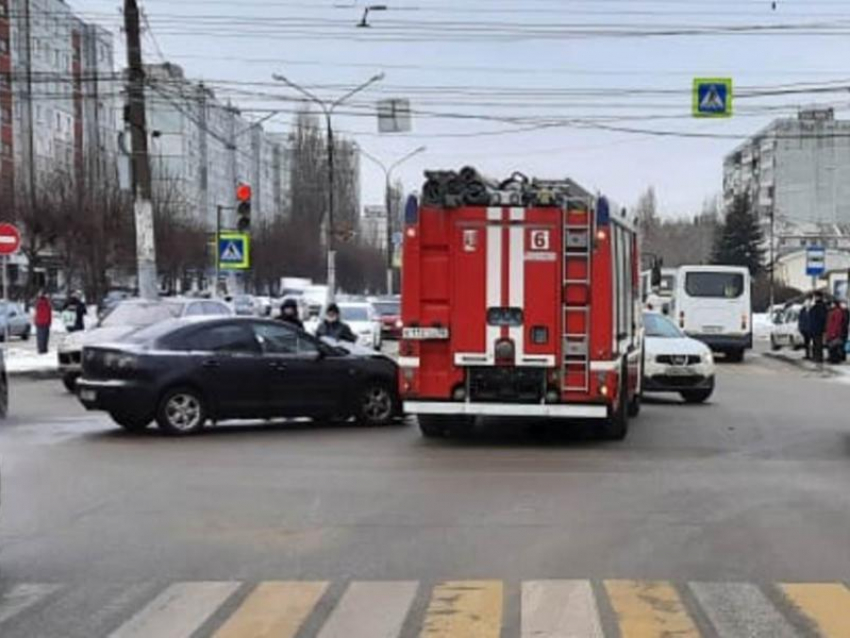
<box><xmin>562</xmin><ymin>198</ymin><xmax>594</xmax><ymax>393</ymax></box>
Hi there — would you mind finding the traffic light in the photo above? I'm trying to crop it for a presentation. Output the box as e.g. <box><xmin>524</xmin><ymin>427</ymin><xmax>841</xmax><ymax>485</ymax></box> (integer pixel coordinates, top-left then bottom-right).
<box><xmin>236</xmin><ymin>183</ymin><xmax>252</xmax><ymax>232</ymax></box>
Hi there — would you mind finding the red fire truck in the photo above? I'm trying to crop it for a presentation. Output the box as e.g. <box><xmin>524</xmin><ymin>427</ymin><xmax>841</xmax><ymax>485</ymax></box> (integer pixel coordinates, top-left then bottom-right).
<box><xmin>399</xmin><ymin>169</ymin><xmax>643</xmax><ymax>439</ymax></box>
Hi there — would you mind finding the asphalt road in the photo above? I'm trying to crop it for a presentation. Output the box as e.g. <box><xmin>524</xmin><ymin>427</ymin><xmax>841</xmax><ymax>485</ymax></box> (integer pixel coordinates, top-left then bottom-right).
<box><xmin>0</xmin><ymin>352</ymin><xmax>849</xmax><ymax>636</ymax></box>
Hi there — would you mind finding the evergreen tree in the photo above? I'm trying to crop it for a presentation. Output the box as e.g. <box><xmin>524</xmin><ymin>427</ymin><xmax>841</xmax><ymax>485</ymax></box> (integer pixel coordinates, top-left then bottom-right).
<box><xmin>712</xmin><ymin>196</ymin><xmax>765</xmax><ymax>276</ymax></box>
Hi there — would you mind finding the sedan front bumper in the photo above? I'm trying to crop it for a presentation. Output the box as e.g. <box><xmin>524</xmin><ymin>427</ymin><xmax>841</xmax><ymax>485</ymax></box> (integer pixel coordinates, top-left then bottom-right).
<box><xmin>644</xmin><ymin>374</ymin><xmax>715</xmax><ymax>392</ymax></box>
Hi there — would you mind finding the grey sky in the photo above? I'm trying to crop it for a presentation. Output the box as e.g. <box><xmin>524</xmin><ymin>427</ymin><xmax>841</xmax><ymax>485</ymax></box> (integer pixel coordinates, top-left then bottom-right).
<box><xmin>73</xmin><ymin>0</ymin><xmax>850</xmax><ymax>217</ymax></box>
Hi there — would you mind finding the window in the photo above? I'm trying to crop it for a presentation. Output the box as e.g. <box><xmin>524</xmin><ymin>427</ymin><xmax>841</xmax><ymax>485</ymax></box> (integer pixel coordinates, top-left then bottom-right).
<box><xmin>254</xmin><ymin>322</ymin><xmax>318</xmax><ymax>355</ymax></box>
<box><xmin>202</xmin><ymin>301</ymin><xmax>231</xmax><ymax>316</ymax></box>
<box><xmin>487</xmin><ymin>307</ymin><xmax>523</xmax><ymax>327</ymax></box>
<box><xmin>183</xmin><ymin>302</ymin><xmax>207</xmax><ymax>317</ymax></box>
<box><xmin>183</xmin><ymin>324</ymin><xmax>259</xmax><ymax>354</ymax></box>
<box><xmin>644</xmin><ymin>313</ymin><xmax>683</xmax><ymax>338</ymax></box>
<box><xmin>685</xmin><ymin>272</ymin><xmax>745</xmax><ymax>299</ymax></box>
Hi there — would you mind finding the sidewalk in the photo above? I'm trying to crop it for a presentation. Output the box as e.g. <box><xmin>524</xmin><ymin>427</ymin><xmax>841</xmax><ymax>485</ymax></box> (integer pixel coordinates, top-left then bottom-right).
<box><xmin>764</xmin><ymin>347</ymin><xmax>850</xmax><ymax>384</ymax></box>
<box><xmin>3</xmin><ymin>309</ymin><xmax>97</xmax><ymax>378</ymax></box>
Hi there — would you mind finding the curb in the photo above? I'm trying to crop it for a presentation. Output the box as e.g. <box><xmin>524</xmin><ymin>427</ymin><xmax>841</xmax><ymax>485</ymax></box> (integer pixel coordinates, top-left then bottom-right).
<box><xmin>7</xmin><ymin>369</ymin><xmax>62</xmax><ymax>381</ymax></box>
<box><xmin>763</xmin><ymin>352</ymin><xmax>841</xmax><ymax>377</ymax></box>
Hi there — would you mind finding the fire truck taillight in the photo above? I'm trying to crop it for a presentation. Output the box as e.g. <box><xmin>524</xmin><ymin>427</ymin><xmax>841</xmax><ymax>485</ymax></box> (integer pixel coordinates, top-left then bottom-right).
<box><xmin>596</xmin><ymin>229</ymin><xmax>607</xmax><ymax>242</ymax></box>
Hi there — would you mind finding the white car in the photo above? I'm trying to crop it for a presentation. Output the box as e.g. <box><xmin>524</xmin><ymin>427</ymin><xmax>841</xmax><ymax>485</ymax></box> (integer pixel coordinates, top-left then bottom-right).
<box><xmin>770</xmin><ymin>304</ymin><xmax>805</xmax><ymax>351</ymax></box>
<box><xmin>58</xmin><ymin>297</ymin><xmax>233</xmax><ymax>392</ymax></box>
<box><xmin>643</xmin><ymin>312</ymin><xmax>715</xmax><ymax>403</ymax></box>
<box><xmin>336</xmin><ymin>302</ymin><xmax>382</xmax><ymax>350</ymax></box>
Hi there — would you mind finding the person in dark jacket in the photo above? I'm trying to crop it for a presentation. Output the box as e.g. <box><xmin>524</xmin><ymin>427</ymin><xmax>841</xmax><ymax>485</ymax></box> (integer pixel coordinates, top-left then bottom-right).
<box><xmin>840</xmin><ymin>300</ymin><xmax>850</xmax><ymax>363</ymax></box>
<box><xmin>808</xmin><ymin>292</ymin><xmax>828</xmax><ymax>363</ymax></box>
<box><xmin>316</xmin><ymin>303</ymin><xmax>356</xmax><ymax>343</ymax></box>
<box><xmin>797</xmin><ymin>300</ymin><xmax>812</xmax><ymax>359</ymax></box>
<box><xmin>278</xmin><ymin>298</ymin><xmax>303</xmax><ymax>329</ymax></box>
<box><xmin>64</xmin><ymin>291</ymin><xmax>87</xmax><ymax>332</ymax></box>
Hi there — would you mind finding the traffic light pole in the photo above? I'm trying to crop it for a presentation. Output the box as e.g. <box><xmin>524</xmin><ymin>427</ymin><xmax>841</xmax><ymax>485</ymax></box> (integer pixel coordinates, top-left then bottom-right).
<box><xmin>215</xmin><ymin>205</ymin><xmax>222</xmax><ymax>298</ymax></box>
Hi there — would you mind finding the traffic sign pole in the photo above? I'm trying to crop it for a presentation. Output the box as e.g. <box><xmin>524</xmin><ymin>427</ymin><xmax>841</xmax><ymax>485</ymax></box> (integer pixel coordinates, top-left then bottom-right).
<box><xmin>3</xmin><ymin>255</ymin><xmax>8</xmax><ymax>347</ymax></box>
<box><xmin>0</xmin><ymin>223</ymin><xmax>22</xmax><ymax>348</ymax></box>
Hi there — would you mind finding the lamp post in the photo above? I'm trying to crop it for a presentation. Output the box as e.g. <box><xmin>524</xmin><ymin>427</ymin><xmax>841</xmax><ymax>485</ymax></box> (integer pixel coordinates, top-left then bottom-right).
<box><xmin>358</xmin><ymin>145</ymin><xmax>426</xmax><ymax>294</ymax></box>
<box><xmin>272</xmin><ymin>73</ymin><xmax>385</xmax><ymax>303</ymax></box>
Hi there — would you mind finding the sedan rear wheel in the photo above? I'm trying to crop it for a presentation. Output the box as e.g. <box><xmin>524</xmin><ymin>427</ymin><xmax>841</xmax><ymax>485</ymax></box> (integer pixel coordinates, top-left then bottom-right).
<box><xmin>157</xmin><ymin>387</ymin><xmax>207</xmax><ymax>435</ymax></box>
<box><xmin>358</xmin><ymin>383</ymin><xmax>397</xmax><ymax>426</ymax></box>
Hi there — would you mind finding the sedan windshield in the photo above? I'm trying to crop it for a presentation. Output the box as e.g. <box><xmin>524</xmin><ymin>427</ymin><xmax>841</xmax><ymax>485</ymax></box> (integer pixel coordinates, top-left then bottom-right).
<box><xmin>644</xmin><ymin>313</ymin><xmax>684</xmax><ymax>338</ymax></box>
<box><xmin>339</xmin><ymin>306</ymin><xmax>370</xmax><ymax>322</ymax></box>
<box><xmin>101</xmin><ymin>302</ymin><xmax>183</xmax><ymax>327</ymax></box>
<box><xmin>372</xmin><ymin>302</ymin><xmax>400</xmax><ymax>317</ymax></box>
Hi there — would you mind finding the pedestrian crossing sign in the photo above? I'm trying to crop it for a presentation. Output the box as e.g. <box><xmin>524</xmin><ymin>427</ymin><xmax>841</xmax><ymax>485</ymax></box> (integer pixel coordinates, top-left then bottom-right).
<box><xmin>693</xmin><ymin>78</ymin><xmax>733</xmax><ymax>118</ymax></box>
<box><xmin>218</xmin><ymin>232</ymin><xmax>250</xmax><ymax>270</ymax></box>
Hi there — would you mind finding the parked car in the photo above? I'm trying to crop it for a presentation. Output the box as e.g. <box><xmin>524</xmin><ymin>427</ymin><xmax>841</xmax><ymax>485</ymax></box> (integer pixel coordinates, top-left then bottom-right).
<box><xmin>337</xmin><ymin>302</ymin><xmax>382</xmax><ymax>350</ymax></box>
<box><xmin>76</xmin><ymin>317</ymin><xmax>401</xmax><ymax>434</ymax></box>
<box><xmin>0</xmin><ymin>302</ymin><xmax>32</xmax><ymax>341</ymax></box>
<box><xmin>232</xmin><ymin>295</ymin><xmax>258</xmax><ymax>316</ymax></box>
<box><xmin>98</xmin><ymin>289</ymin><xmax>136</xmax><ymax>319</ymax></box>
<box><xmin>643</xmin><ymin>312</ymin><xmax>716</xmax><ymax>403</ymax></box>
<box><xmin>58</xmin><ymin>297</ymin><xmax>233</xmax><ymax>393</ymax></box>
<box><xmin>371</xmin><ymin>298</ymin><xmax>402</xmax><ymax>340</ymax></box>
<box><xmin>771</xmin><ymin>304</ymin><xmax>805</xmax><ymax>351</ymax></box>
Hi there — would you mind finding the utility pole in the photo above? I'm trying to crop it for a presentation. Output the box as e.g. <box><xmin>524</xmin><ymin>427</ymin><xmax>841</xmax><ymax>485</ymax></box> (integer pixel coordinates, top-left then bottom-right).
<box><xmin>272</xmin><ymin>73</ymin><xmax>384</xmax><ymax>303</ymax></box>
<box><xmin>123</xmin><ymin>0</ymin><xmax>158</xmax><ymax>299</ymax></box>
<box><xmin>358</xmin><ymin>145</ymin><xmax>426</xmax><ymax>294</ymax></box>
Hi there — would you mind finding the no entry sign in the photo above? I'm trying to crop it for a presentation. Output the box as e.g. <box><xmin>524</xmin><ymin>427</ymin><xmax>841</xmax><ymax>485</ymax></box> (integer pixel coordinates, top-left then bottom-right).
<box><xmin>0</xmin><ymin>223</ymin><xmax>21</xmax><ymax>256</ymax></box>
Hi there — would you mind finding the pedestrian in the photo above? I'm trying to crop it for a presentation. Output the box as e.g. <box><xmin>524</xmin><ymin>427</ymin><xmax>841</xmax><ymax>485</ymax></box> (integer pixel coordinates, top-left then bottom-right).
<box><xmin>809</xmin><ymin>292</ymin><xmax>828</xmax><ymax>364</ymax></box>
<box><xmin>840</xmin><ymin>300</ymin><xmax>850</xmax><ymax>363</ymax></box>
<box><xmin>34</xmin><ymin>289</ymin><xmax>52</xmax><ymax>354</ymax></box>
<box><xmin>63</xmin><ymin>291</ymin><xmax>87</xmax><ymax>332</ymax></box>
<box><xmin>316</xmin><ymin>303</ymin><xmax>356</xmax><ymax>343</ymax></box>
<box><xmin>278</xmin><ymin>298</ymin><xmax>304</xmax><ymax>330</ymax></box>
<box><xmin>826</xmin><ymin>300</ymin><xmax>845</xmax><ymax>364</ymax></box>
<box><xmin>797</xmin><ymin>299</ymin><xmax>812</xmax><ymax>359</ymax></box>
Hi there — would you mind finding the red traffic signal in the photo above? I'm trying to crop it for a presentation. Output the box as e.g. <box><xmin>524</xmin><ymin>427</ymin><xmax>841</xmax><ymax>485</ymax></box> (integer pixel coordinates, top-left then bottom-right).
<box><xmin>236</xmin><ymin>183</ymin><xmax>252</xmax><ymax>202</ymax></box>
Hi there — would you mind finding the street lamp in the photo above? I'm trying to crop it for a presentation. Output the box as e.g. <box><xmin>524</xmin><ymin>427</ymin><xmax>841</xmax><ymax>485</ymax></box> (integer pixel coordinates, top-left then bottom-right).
<box><xmin>272</xmin><ymin>72</ymin><xmax>385</xmax><ymax>303</ymax></box>
<box><xmin>358</xmin><ymin>4</ymin><xmax>387</xmax><ymax>27</ymax></box>
<box><xmin>358</xmin><ymin>145</ymin><xmax>426</xmax><ymax>294</ymax></box>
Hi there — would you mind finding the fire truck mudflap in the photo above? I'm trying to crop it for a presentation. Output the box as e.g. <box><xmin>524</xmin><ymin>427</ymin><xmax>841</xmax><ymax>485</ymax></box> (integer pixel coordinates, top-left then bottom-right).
<box><xmin>399</xmin><ymin>168</ymin><xmax>642</xmax><ymax>439</ymax></box>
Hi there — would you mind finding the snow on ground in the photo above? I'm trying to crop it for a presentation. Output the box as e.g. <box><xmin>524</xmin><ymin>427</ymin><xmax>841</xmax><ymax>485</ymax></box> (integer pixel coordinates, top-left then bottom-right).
<box><xmin>3</xmin><ymin>307</ymin><xmax>99</xmax><ymax>375</ymax></box>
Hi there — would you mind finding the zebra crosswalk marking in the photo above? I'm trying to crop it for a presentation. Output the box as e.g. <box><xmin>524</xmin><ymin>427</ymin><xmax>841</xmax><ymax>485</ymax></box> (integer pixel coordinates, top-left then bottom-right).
<box><xmin>689</xmin><ymin>582</ymin><xmax>798</xmax><ymax>638</ymax></box>
<box><xmin>317</xmin><ymin>581</ymin><xmax>418</xmax><ymax>638</ymax></box>
<box><xmin>780</xmin><ymin>583</ymin><xmax>850</xmax><ymax>638</ymax></box>
<box><xmin>213</xmin><ymin>581</ymin><xmax>328</xmax><ymax>638</ymax></box>
<box><xmin>107</xmin><ymin>581</ymin><xmax>240</xmax><ymax>638</ymax></box>
<box><xmin>420</xmin><ymin>580</ymin><xmax>503</xmax><ymax>638</ymax></box>
<box><xmin>0</xmin><ymin>584</ymin><xmax>62</xmax><ymax>626</ymax></box>
<box><xmin>605</xmin><ymin>580</ymin><xmax>700</xmax><ymax>638</ymax></box>
<box><xmin>521</xmin><ymin>580</ymin><xmax>603</xmax><ymax>638</ymax></box>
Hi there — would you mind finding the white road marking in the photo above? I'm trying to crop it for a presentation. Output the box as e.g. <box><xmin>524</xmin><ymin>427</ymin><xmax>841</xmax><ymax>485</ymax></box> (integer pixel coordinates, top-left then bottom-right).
<box><xmin>0</xmin><ymin>584</ymin><xmax>62</xmax><ymax>626</ymax></box>
<box><xmin>689</xmin><ymin>582</ymin><xmax>798</xmax><ymax>638</ymax></box>
<box><xmin>317</xmin><ymin>581</ymin><xmax>418</xmax><ymax>638</ymax></box>
<box><xmin>521</xmin><ymin>580</ymin><xmax>603</xmax><ymax>638</ymax></box>
<box><xmin>108</xmin><ymin>581</ymin><xmax>239</xmax><ymax>638</ymax></box>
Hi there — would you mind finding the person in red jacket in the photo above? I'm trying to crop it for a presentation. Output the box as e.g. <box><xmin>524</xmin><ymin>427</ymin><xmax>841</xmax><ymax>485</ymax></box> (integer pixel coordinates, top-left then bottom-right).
<box><xmin>825</xmin><ymin>300</ymin><xmax>845</xmax><ymax>364</ymax></box>
<box><xmin>34</xmin><ymin>290</ymin><xmax>52</xmax><ymax>354</ymax></box>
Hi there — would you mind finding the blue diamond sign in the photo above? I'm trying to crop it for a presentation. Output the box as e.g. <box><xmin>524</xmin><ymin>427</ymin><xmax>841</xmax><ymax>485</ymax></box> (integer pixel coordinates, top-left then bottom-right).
<box><xmin>218</xmin><ymin>232</ymin><xmax>250</xmax><ymax>270</ymax></box>
<box><xmin>693</xmin><ymin>78</ymin><xmax>733</xmax><ymax>118</ymax></box>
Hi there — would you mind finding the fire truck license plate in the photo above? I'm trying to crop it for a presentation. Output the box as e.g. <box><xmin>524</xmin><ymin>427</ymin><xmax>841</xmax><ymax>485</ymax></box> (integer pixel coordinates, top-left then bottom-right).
<box><xmin>403</xmin><ymin>327</ymin><xmax>450</xmax><ymax>340</ymax></box>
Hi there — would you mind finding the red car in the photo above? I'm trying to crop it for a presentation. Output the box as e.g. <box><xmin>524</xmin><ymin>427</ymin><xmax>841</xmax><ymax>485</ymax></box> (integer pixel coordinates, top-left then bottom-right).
<box><xmin>372</xmin><ymin>299</ymin><xmax>402</xmax><ymax>340</ymax></box>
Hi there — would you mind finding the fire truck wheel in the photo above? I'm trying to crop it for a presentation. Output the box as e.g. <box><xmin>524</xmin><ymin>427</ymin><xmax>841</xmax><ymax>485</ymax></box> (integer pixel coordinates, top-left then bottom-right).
<box><xmin>627</xmin><ymin>391</ymin><xmax>641</xmax><ymax>418</ymax></box>
<box><xmin>601</xmin><ymin>378</ymin><xmax>629</xmax><ymax>441</ymax></box>
<box><xmin>418</xmin><ymin>415</ymin><xmax>474</xmax><ymax>438</ymax></box>
<box><xmin>418</xmin><ymin>416</ymin><xmax>448</xmax><ymax>438</ymax></box>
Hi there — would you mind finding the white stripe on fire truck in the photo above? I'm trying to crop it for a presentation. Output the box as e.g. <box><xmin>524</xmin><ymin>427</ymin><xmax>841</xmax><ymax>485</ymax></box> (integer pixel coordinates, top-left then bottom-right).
<box><xmin>509</xmin><ymin>207</ymin><xmax>526</xmax><ymax>362</ymax></box>
<box><xmin>486</xmin><ymin>207</ymin><xmax>503</xmax><ymax>363</ymax></box>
